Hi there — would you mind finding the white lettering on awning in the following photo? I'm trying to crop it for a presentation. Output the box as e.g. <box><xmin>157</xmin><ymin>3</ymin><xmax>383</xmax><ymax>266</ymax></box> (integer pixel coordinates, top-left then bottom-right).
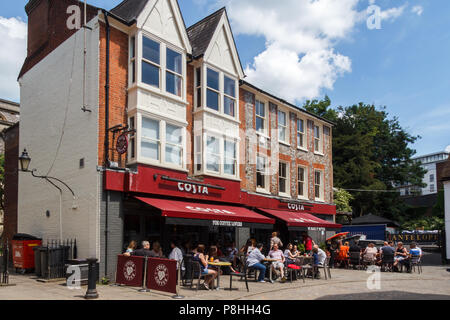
<box><xmin>185</xmin><ymin>206</ymin><xmax>236</xmax><ymax>215</ymax></box>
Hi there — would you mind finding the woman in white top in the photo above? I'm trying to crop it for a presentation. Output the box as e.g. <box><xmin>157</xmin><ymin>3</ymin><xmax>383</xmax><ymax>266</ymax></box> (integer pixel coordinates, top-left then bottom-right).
<box><xmin>363</xmin><ymin>243</ymin><xmax>378</xmax><ymax>263</ymax></box>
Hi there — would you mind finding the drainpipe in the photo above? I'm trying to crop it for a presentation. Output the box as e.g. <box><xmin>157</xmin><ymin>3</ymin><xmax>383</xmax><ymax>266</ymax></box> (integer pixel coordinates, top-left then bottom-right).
<box><xmin>102</xmin><ymin>9</ymin><xmax>110</xmax><ymax>278</ymax></box>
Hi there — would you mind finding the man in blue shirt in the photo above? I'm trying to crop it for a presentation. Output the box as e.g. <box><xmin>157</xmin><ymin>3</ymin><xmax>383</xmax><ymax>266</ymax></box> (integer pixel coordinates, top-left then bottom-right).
<box><xmin>247</xmin><ymin>243</ymin><xmax>267</xmax><ymax>282</ymax></box>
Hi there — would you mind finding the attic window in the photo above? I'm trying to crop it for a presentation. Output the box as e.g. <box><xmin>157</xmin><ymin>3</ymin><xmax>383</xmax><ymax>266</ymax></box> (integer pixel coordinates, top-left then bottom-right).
<box><xmin>142</xmin><ymin>36</ymin><xmax>160</xmax><ymax>88</ymax></box>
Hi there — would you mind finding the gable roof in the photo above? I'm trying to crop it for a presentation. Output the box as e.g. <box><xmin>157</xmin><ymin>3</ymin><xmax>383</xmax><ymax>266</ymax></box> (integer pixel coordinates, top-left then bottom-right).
<box><xmin>187</xmin><ymin>7</ymin><xmax>226</xmax><ymax>59</ymax></box>
<box><xmin>110</xmin><ymin>0</ymin><xmax>149</xmax><ymax>24</ymax></box>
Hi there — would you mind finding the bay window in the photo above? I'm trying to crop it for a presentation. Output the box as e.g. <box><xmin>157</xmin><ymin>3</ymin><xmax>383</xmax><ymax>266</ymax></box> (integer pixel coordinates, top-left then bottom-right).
<box><xmin>256</xmin><ymin>100</ymin><xmax>266</xmax><ymax>134</ymax></box>
<box><xmin>203</xmin><ymin>135</ymin><xmax>238</xmax><ymax>177</ymax></box>
<box><xmin>139</xmin><ymin>115</ymin><xmax>184</xmax><ymax>168</ymax></box>
<box><xmin>128</xmin><ymin>116</ymin><xmax>136</xmax><ymax>160</ymax></box>
<box><xmin>195</xmin><ymin>67</ymin><xmax>202</xmax><ymax>108</ymax></box>
<box><xmin>206</xmin><ymin>68</ymin><xmax>220</xmax><ymax>111</ymax></box>
<box><xmin>130</xmin><ymin>36</ymin><xmax>136</xmax><ymax>84</ymax></box>
<box><xmin>278</xmin><ymin>110</ymin><xmax>288</xmax><ymax>143</ymax></box>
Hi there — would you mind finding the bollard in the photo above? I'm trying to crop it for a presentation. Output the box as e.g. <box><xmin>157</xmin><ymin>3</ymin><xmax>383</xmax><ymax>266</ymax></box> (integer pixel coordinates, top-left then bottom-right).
<box><xmin>84</xmin><ymin>258</ymin><xmax>99</xmax><ymax>299</ymax></box>
<box><xmin>138</xmin><ymin>257</ymin><xmax>150</xmax><ymax>292</ymax></box>
<box><xmin>172</xmin><ymin>261</ymin><xmax>184</xmax><ymax>299</ymax></box>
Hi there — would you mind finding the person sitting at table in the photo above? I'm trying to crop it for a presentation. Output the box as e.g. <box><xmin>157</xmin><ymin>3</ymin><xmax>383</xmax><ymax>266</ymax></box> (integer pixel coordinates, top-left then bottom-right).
<box><xmin>405</xmin><ymin>242</ymin><xmax>422</xmax><ymax>273</ymax></box>
<box><xmin>268</xmin><ymin>243</ymin><xmax>287</xmax><ymax>283</ymax></box>
<box><xmin>149</xmin><ymin>241</ymin><xmax>164</xmax><ymax>258</ymax></box>
<box><xmin>393</xmin><ymin>242</ymin><xmax>408</xmax><ymax>271</ymax></box>
<box><xmin>284</xmin><ymin>243</ymin><xmax>299</xmax><ymax>266</ymax></box>
<box><xmin>246</xmin><ymin>243</ymin><xmax>267</xmax><ymax>283</ymax></box>
<box><xmin>124</xmin><ymin>240</ymin><xmax>137</xmax><ymax>254</ymax></box>
<box><xmin>125</xmin><ymin>240</ymin><xmax>152</xmax><ymax>257</ymax></box>
<box><xmin>193</xmin><ymin>244</ymin><xmax>218</xmax><ymax>290</ymax></box>
<box><xmin>363</xmin><ymin>242</ymin><xmax>378</xmax><ymax>265</ymax></box>
<box><xmin>225</xmin><ymin>242</ymin><xmax>239</xmax><ymax>268</ymax></box>
<box><xmin>169</xmin><ymin>240</ymin><xmax>184</xmax><ymax>270</ymax></box>
<box><xmin>310</xmin><ymin>246</ymin><xmax>326</xmax><ymax>278</ymax></box>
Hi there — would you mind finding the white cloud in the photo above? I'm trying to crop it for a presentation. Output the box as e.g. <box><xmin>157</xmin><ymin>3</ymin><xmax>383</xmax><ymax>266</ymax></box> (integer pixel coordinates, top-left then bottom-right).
<box><xmin>445</xmin><ymin>145</ymin><xmax>450</xmax><ymax>153</ymax></box>
<box><xmin>412</xmin><ymin>5</ymin><xmax>424</xmax><ymax>16</ymax></box>
<box><xmin>0</xmin><ymin>16</ymin><xmax>27</xmax><ymax>102</ymax></box>
<box><xmin>215</xmin><ymin>0</ymin><xmax>412</xmax><ymax>103</ymax></box>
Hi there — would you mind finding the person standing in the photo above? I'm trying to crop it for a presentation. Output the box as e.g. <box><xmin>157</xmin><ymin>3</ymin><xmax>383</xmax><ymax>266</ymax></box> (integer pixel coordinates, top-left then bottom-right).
<box><xmin>246</xmin><ymin>243</ymin><xmax>267</xmax><ymax>283</ymax></box>
<box><xmin>301</xmin><ymin>232</ymin><xmax>314</xmax><ymax>254</ymax></box>
<box><xmin>270</xmin><ymin>232</ymin><xmax>283</xmax><ymax>250</ymax></box>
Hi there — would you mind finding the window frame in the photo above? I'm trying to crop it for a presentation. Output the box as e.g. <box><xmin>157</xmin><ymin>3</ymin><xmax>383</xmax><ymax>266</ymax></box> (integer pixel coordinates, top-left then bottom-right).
<box><xmin>278</xmin><ymin>109</ymin><xmax>289</xmax><ymax>145</ymax></box>
<box><xmin>314</xmin><ymin>170</ymin><xmax>324</xmax><ymax>201</ymax></box>
<box><xmin>297</xmin><ymin>118</ymin><xmax>306</xmax><ymax>150</ymax></box>
<box><xmin>314</xmin><ymin>124</ymin><xmax>323</xmax><ymax>154</ymax></box>
<box><xmin>297</xmin><ymin>165</ymin><xmax>308</xmax><ymax>200</ymax></box>
<box><xmin>255</xmin><ymin>99</ymin><xmax>268</xmax><ymax>136</ymax></box>
<box><xmin>206</xmin><ymin>67</ymin><xmax>221</xmax><ymax>112</ymax></box>
<box><xmin>256</xmin><ymin>154</ymin><xmax>269</xmax><ymax>193</ymax></box>
<box><xmin>141</xmin><ymin>35</ymin><xmax>161</xmax><ymax>89</ymax></box>
<box><xmin>278</xmin><ymin>161</ymin><xmax>290</xmax><ymax>197</ymax></box>
<box><xmin>137</xmin><ymin>114</ymin><xmax>186</xmax><ymax>170</ymax></box>
<box><xmin>223</xmin><ymin>75</ymin><xmax>236</xmax><ymax>117</ymax></box>
<box><xmin>165</xmin><ymin>47</ymin><xmax>183</xmax><ymax>97</ymax></box>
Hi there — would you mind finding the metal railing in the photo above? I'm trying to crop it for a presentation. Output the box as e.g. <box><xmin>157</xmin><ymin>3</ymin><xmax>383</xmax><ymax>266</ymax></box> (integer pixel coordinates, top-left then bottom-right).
<box><xmin>36</xmin><ymin>239</ymin><xmax>77</xmax><ymax>280</ymax></box>
<box><xmin>1</xmin><ymin>240</ymin><xmax>10</xmax><ymax>285</ymax></box>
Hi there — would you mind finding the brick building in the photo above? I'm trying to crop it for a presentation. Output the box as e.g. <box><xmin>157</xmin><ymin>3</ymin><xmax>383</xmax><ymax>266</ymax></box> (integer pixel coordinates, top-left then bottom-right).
<box><xmin>16</xmin><ymin>0</ymin><xmax>339</xmax><ymax>278</ymax></box>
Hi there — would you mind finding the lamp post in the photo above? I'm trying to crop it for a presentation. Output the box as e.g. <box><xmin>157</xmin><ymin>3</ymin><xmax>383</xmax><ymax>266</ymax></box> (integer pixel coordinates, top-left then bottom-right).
<box><xmin>19</xmin><ymin>149</ymin><xmax>77</xmax><ymax>240</ymax></box>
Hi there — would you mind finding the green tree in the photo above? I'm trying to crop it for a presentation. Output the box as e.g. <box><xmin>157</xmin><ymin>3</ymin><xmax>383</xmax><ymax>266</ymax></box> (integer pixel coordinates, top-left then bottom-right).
<box><xmin>334</xmin><ymin>188</ymin><xmax>353</xmax><ymax>213</ymax></box>
<box><xmin>304</xmin><ymin>99</ymin><xmax>425</xmax><ymax>221</ymax></box>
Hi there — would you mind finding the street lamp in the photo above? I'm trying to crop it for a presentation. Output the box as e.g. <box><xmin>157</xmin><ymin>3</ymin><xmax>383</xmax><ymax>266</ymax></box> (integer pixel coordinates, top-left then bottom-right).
<box><xmin>19</xmin><ymin>149</ymin><xmax>31</xmax><ymax>172</ymax></box>
<box><xmin>18</xmin><ymin>148</ymin><xmax>77</xmax><ymax>240</ymax></box>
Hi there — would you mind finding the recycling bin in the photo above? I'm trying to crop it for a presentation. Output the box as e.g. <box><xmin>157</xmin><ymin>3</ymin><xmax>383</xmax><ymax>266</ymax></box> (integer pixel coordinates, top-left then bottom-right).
<box><xmin>12</xmin><ymin>234</ymin><xmax>42</xmax><ymax>272</ymax></box>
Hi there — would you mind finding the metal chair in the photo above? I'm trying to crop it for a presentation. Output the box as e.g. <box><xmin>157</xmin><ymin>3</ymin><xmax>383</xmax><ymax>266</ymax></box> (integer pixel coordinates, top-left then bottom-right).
<box><xmin>317</xmin><ymin>257</ymin><xmax>331</xmax><ymax>280</ymax></box>
<box><xmin>228</xmin><ymin>261</ymin><xmax>249</xmax><ymax>292</ymax></box>
<box><xmin>190</xmin><ymin>261</ymin><xmax>208</xmax><ymax>291</ymax></box>
<box><xmin>409</xmin><ymin>255</ymin><xmax>422</xmax><ymax>274</ymax></box>
<box><xmin>299</xmin><ymin>256</ymin><xmax>314</xmax><ymax>280</ymax></box>
<box><xmin>381</xmin><ymin>254</ymin><xmax>394</xmax><ymax>272</ymax></box>
<box><xmin>349</xmin><ymin>252</ymin><xmax>362</xmax><ymax>270</ymax></box>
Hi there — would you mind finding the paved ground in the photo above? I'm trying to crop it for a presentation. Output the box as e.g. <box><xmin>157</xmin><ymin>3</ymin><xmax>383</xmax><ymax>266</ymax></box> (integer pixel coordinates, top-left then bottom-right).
<box><xmin>1</xmin><ymin>265</ymin><xmax>449</xmax><ymax>300</ymax></box>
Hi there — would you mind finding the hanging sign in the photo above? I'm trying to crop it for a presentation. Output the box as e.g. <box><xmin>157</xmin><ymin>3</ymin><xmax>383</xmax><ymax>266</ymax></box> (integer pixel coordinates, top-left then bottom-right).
<box><xmin>116</xmin><ymin>133</ymin><xmax>128</xmax><ymax>155</ymax></box>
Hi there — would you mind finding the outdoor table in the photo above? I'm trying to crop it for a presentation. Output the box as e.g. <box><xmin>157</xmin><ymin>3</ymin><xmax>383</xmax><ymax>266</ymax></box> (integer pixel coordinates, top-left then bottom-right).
<box><xmin>262</xmin><ymin>258</ymin><xmax>280</xmax><ymax>283</ymax></box>
<box><xmin>208</xmin><ymin>261</ymin><xmax>231</xmax><ymax>290</ymax></box>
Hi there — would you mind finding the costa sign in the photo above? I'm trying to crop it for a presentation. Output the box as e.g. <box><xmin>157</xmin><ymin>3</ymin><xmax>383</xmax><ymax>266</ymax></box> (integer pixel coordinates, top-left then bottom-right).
<box><xmin>115</xmin><ymin>255</ymin><xmax>145</xmax><ymax>287</ymax></box>
<box><xmin>116</xmin><ymin>133</ymin><xmax>128</xmax><ymax>155</ymax></box>
<box><xmin>177</xmin><ymin>182</ymin><xmax>209</xmax><ymax>195</ymax></box>
<box><xmin>287</xmin><ymin>203</ymin><xmax>305</xmax><ymax>211</ymax></box>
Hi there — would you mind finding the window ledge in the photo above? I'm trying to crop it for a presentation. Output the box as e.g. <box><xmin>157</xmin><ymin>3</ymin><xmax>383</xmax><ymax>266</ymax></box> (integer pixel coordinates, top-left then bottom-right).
<box><xmin>193</xmin><ymin>108</ymin><xmax>241</xmax><ymax>124</ymax></box>
<box><xmin>298</xmin><ymin>196</ymin><xmax>309</xmax><ymax>201</ymax></box>
<box><xmin>256</xmin><ymin>132</ymin><xmax>270</xmax><ymax>140</ymax></box>
<box><xmin>278</xmin><ymin>192</ymin><xmax>291</xmax><ymax>198</ymax></box>
<box><xmin>314</xmin><ymin>198</ymin><xmax>325</xmax><ymax>203</ymax></box>
<box><xmin>136</xmin><ymin>158</ymin><xmax>188</xmax><ymax>173</ymax></box>
<box><xmin>256</xmin><ymin>188</ymin><xmax>271</xmax><ymax>195</ymax></box>
<box><xmin>314</xmin><ymin>151</ymin><xmax>325</xmax><ymax>157</ymax></box>
<box><xmin>297</xmin><ymin>146</ymin><xmax>308</xmax><ymax>153</ymax></box>
<box><xmin>279</xmin><ymin>141</ymin><xmax>291</xmax><ymax>148</ymax></box>
<box><xmin>132</xmin><ymin>83</ymin><xmax>189</xmax><ymax>106</ymax></box>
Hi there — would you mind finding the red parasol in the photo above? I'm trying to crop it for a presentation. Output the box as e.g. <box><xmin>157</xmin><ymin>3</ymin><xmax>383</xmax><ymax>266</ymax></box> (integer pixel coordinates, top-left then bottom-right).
<box><xmin>326</xmin><ymin>232</ymin><xmax>349</xmax><ymax>241</ymax></box>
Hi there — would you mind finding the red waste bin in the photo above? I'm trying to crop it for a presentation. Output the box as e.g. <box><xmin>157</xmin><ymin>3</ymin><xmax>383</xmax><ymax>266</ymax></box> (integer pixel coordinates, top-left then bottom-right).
<box><xmin>12</xmin><ymin>234</ymin><xmax>42</xmax><ymax>271</ymax></box>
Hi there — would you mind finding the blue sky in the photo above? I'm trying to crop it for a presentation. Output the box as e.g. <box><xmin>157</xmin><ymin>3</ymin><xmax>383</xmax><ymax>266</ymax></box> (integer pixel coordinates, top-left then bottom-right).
<box><xmin>0</xmin><ymin>0</ymin><xmax>449</xmax><ymax>157</ymax></box>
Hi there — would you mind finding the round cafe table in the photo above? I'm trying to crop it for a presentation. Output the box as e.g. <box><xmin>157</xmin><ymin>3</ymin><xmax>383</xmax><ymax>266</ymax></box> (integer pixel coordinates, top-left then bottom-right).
<box><xmin>208</xmin><ymin>261</ymin><xmax>232</xmax><ymax>290</ymax></box>
<box><xmin>262</xmin><ymin>258</ymin><xmax>279</xmax><ymax>283</ymax></box>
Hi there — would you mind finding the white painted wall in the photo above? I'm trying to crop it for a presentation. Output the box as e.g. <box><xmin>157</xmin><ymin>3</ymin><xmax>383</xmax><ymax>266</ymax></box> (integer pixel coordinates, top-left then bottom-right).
<box><xmin>445</xmin><ymin>181</ymin><xmax>450</xmax><ymax>260</ymax></box>
<box><xmin>18</xmin><ymin>18</ymin><xmax>100</xmax><ymax>259</ymax></box>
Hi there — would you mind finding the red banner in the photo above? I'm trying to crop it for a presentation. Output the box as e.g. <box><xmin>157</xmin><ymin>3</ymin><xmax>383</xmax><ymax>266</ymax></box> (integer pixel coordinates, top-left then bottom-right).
<box><xmin>115</xmin><ymin>255</ymin><xmax>145</xmax><ymax>287</ymax></box>
<box><xmin>146</xmin><ymin>258</ymin><xmax>178</xmax><ymax>294</ymax></box>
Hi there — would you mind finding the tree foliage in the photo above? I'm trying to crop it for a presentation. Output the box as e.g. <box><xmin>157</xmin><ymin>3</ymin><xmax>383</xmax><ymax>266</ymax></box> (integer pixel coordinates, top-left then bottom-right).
<box><xmin>401</xmin><ymin>216</ymin><xmax>444</xmax><ymax>231</ymax></box>
<box><xmin>304</xmin><ymin>98</ymin><xmax>426</xmax><ymax>221</ymax></box>
<box><xmin>334</xmin><ymin>188</ymin><xmax>354</xmax><ymax>213</ymax></box>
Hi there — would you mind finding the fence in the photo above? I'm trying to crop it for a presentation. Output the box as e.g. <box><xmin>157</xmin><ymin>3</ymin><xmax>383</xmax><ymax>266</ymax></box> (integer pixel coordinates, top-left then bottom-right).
<box><xmin>0</xmin><ymin>240</ymin><xmax>10</xmax><ymax>285</ymax></box>
<box><xmin>36</xmin><ymin>239</ymin><xmax>77</xmax><ymax>280</ymax></box>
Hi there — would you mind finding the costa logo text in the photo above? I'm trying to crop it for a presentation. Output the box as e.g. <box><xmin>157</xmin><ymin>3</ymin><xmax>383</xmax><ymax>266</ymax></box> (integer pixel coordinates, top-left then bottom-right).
<box><xmin>177</xmin><ymin>182</ymin><xmax>209</xmax><ymax>195</ymax></box>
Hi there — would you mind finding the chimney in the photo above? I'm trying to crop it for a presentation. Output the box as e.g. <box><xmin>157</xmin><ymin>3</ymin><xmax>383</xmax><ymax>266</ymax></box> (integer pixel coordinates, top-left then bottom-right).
<box><xmin>25</xmin><ymin>0</ymin><xmax>50</xmax><ymax>57</ymax></box>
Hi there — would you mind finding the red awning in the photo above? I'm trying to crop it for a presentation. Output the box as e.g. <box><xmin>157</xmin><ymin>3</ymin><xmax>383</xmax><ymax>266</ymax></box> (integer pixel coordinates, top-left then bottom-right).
<box><xmin>258</xmin><ymin>208</ymin><xmax>342</xmax><ymax>229</ymax></box>
<box><xmin>135</xmin><ymin>197</ymin><xmax>275</xmax><ymax>225</ymax></box>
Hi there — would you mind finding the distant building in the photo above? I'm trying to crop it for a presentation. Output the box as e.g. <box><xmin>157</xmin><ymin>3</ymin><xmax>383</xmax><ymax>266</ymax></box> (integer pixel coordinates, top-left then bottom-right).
<box><xmin>0</xmin><ymin>99</ymin><xmax>20</xmax><ymax>237</ymax></box>
<box><xmin>398</xmin><ymin>151</ymin><xmax>450</xmax><ymax>197</ymax></box>
<box><xmin>441</xmin><ymin>158</ymin><xmax>450</xmax><ymax>261</ymax></box>
<box><xmin>0</xmin><ymin>98</ymin><xmax>20</xmax><ymax>153</ymax></box>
